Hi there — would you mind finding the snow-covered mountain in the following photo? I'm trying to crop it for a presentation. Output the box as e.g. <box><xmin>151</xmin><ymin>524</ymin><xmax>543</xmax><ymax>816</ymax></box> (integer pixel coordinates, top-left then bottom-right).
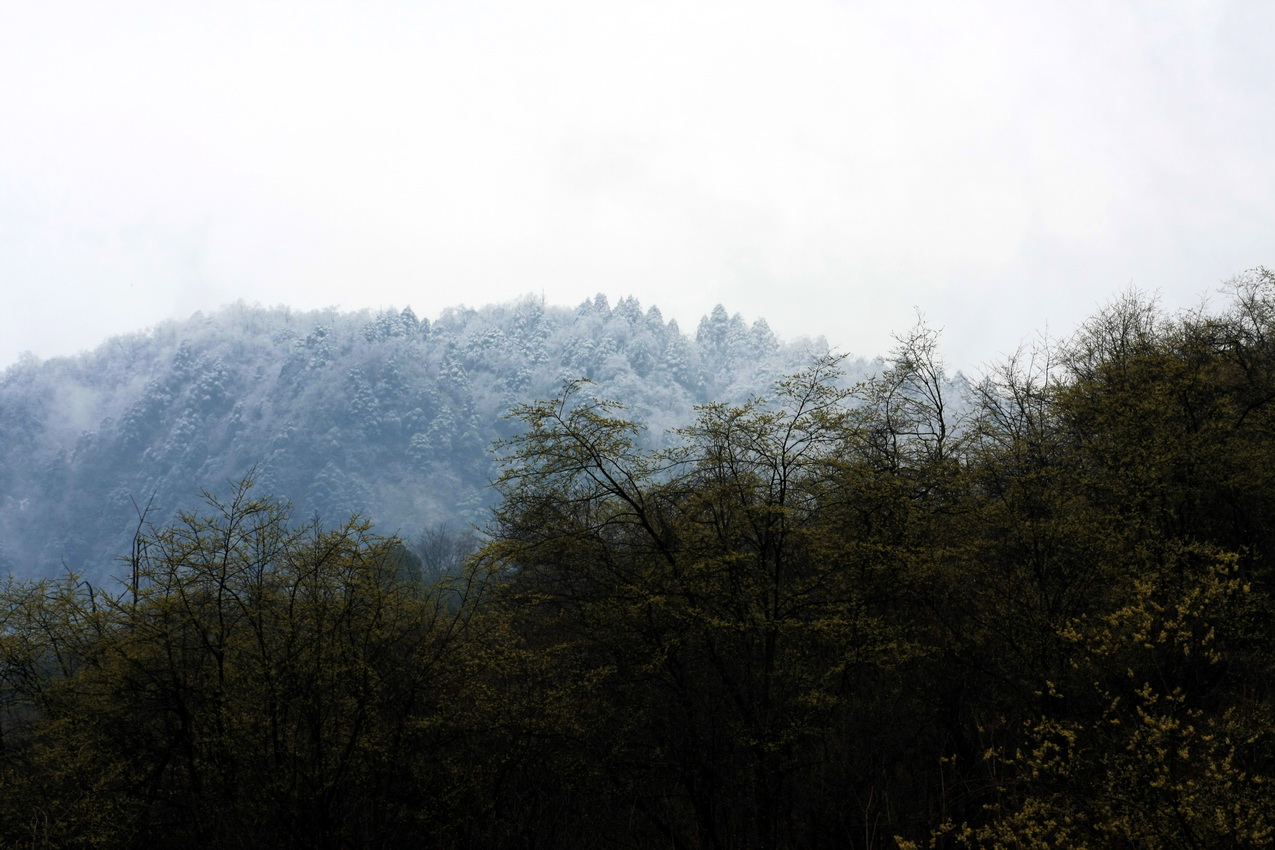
<box><xmin>0</xmin><ymin>295</ymin><xmax>855</xmax><ymax>581</ymax></box>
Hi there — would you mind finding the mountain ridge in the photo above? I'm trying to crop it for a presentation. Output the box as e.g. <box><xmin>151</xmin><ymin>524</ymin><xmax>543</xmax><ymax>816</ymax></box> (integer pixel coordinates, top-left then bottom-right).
<box><xmin>0</xmin><ymin>294</ymin><xmax>860</xmax><ymax>581</ymax></box>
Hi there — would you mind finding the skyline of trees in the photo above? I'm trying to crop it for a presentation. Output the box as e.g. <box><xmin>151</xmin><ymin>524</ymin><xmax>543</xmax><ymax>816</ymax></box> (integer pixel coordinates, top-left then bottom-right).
<box><xmin>2</xmin><ymin>269</ymin><xmax>1274</xmax><ymax>847</ymax></box>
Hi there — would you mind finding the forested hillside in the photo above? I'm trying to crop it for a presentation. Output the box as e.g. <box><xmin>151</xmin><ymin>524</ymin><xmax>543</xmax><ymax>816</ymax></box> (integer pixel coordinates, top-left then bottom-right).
<box><xmin>0</xmin><ymin>295</ymin><xmax>846</xmax><ymax>581</ymax></box>
<box><xmin>4</xmin><ymin>271</ymin><xmax>1275</xmax><ymax>848</ymax></box>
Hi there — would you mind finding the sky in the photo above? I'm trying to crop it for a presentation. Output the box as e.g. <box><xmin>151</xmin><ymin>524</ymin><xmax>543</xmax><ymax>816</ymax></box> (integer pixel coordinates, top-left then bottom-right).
<box><xmin>3</xmin><ymin>0</ymin><xmax>1273</xmax><ymax>374</ymax></box>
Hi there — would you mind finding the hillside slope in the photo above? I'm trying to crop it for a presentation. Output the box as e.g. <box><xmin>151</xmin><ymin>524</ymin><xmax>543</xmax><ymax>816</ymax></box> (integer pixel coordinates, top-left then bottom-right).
<box><xmin>0</xmin><ymin>295</ymin><xmax>854</xmax><ymax>581</ymax></box>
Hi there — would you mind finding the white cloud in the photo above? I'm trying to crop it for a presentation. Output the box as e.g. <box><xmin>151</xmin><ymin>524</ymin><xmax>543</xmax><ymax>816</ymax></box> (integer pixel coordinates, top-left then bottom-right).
<box><xmin>2</xmin><ymin>0</ymin><xmax>1273</xmax><ymax>372</ymax></box>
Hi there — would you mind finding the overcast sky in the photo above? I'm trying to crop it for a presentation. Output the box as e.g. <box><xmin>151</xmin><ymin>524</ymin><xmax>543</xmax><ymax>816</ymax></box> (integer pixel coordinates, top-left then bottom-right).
<box><xmin>3</xmin><ymin>0</ymin><xmax>1272</xmax><ymax>374</ymax></box>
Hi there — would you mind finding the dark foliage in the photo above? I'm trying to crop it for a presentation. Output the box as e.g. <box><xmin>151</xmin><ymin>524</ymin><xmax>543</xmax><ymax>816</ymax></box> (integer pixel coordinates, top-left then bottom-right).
<box><xmin>4</xmin><ymin>271</ymin><xmax>1275</xmax><ymax>848</ymax></box>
